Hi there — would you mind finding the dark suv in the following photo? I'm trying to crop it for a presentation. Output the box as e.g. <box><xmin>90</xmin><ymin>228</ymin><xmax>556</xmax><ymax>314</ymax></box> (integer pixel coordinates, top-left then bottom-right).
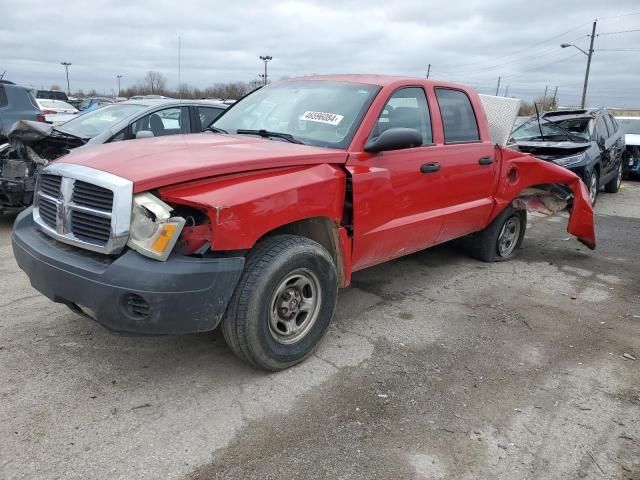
<box><xmin>0</xmin><ymin>83</ymin><xmax>42</xmax><ymax>141</ymax></box>
<box><xmin>511</xmin><ymin>108</ymin><xmax>625</xmax><ymax>204</ymax></box>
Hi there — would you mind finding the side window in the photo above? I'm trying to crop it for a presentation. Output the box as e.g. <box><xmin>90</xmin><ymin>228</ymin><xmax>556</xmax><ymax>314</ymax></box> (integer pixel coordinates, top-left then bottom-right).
<box><xmin>0</xmin><ymin>87</ymin><xmax>7</xmax><ymax>108</ymax></box>
<box><xmin>110</xmin><ymin>130</ymin><xmax>127</xmax><ymax>142</ymax></box>
<box><xmin>131</xmin><ymin>107</ymin><xmax>191</xmax><ymax>136</ymax></box>
<box><xmin>372</xmin><ymin>87</ymin><xmax>432</xmax><ymax>145</ymax></box>
<box><xmin>596</xmin><ymin>115</ymin><xmax>609</xmax><ymax>140</ymax></box>
<box><xmin>198</xmin><ymin>107</ymin><xmax>224</xmax><ymax>130</ymax></box>
<box><xmin>435</xmin><ymin>89</ymin><xmax>480</xmax><ymax>143</ymax></box>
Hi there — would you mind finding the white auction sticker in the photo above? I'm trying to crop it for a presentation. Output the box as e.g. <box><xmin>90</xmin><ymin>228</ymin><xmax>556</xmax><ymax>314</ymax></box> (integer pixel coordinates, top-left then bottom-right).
<box><xmin>300</xmin><ymin>111</ymin><xmax>344</xmax><ymax>126</ymax></box>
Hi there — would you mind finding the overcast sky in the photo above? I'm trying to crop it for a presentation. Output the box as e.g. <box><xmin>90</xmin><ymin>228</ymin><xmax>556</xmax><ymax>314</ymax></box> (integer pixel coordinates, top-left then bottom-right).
<box><xmin>2</xmin><ymin>0</ymin><xmax>639</xmax><ymax>107</ymax></box>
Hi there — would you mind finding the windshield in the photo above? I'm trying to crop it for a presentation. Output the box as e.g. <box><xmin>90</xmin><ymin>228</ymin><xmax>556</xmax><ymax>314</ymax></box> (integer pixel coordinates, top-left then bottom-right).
<box><xmin>213</xmin><ymin>80</ymin><xmax>380</xmax><ymax>148</ymax></box>
<box><xmin>55</xmin><ymin>104</ymin><xmax>145</xmax><ymax>138</ymax></box>
<box><xmin>617</xmin><ymin>118</ymin><xmax>640</xmax><ymax>135</ymax></box>
<box><xmin>511</xmin><ymin>118</ymin><xmax>588</xmax><ymax>142</ymax></box>
<box><xmin>552</xmin><ymin>118</ymin><xmax>592</xmax><ymax>140</ymax></box>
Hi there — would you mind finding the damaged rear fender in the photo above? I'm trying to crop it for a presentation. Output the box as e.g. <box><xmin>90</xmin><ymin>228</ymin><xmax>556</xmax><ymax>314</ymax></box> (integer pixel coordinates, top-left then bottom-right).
<box><xmin>493</xmin><ymin>147</ymin><xmax>595</xmax><ymax>249</ymax></box>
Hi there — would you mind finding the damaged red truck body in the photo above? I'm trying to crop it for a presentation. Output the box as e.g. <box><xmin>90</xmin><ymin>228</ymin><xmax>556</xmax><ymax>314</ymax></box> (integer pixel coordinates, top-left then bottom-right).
<box><xmin>12</xmin><ymin>75</ymin><xmax>595</xmax><ymax>370</ymax></box>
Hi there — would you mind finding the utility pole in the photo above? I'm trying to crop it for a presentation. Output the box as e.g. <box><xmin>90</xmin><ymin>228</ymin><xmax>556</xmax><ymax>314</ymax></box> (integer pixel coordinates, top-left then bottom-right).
<box><xmin>495</xmin><ymin>76</ymin><xmax>501</xmax><ymax>96</ymax></box>
<box><xmin>61</xmin><ymin>62</ymin><xmax>72</xmax><ymax>95</ymax></box>
<box><xmin>426</xmin><ymin>64</ymin><xmax>431</xmax><ymax>79</ymax></box>
<box><xmin>117</xmin><ymin>75</ymin><xmax>123</xmax><ymax>96</ymax></box>
<box><xmin>259</xmin><ymin>55</ymin><xmax>272</xmax><ymax>86</ymax></box>
<box><xmin>504</xmin><ymin>85</ymin><xmax>509</xmax><ymax>97</ymax></box>
<box><xmin>582</xmin><ymin>20</ymin><xmax>597</xmax><ymax>108</ymax></box>
<box><xmin>560</xmin><ymin>19</ymin><xmax>596</xmax><ymax>108</ymax></box>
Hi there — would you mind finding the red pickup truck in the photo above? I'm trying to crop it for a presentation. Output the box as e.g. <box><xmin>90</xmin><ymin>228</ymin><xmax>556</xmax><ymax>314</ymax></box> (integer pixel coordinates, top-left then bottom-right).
<box><xmin>12</xmin><ymin>75</ymin><xmax>595</xmax><ymax>370</ymax></box>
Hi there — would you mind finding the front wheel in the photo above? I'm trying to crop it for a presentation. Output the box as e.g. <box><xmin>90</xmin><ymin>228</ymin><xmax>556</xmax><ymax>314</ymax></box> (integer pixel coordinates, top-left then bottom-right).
<box><xmin>470</xmin><ymin>205</ymin><xmax>526</xmax><ymax>262</ymax></box>
<box><xmin>222</xmin><ymin>235</ymin><xmax>338</xmax><ymax>371</ymax></box>
<box><xmin>604</xmin><ymin>163</ymin><xmax>622</xmax><ymax>193</ymax></box>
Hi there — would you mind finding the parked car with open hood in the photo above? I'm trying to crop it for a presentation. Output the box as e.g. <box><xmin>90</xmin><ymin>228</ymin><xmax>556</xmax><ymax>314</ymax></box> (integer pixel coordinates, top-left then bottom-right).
<box><xmin>12</xmin><ymin>75</ymin><xmax>595</xmax><ymax>371</ymax></box>
<box><xmin>0</xmin><ymin>99</ymin><xmax>227</xmax><ymax>212</ymax></box>
<box><xmin>615</xmin><ymin>116</ymin><xmax>640</xmax><ymax>178</ymax></box>
<box><xmin>510</xmin><ymin>108</ymin><xmax>624</xmax><ymax>204</ymax></box>
<box><xmin>34</xmin><ymin>99</ymin><xmax>79</xmax><ymax>125</ymax></box>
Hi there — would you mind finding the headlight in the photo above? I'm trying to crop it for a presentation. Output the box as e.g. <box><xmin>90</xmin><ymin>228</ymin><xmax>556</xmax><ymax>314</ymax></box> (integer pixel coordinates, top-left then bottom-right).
<box><xmin>554</xmin><ymin>153</ymin><xmax>586</xmax><ymax>167</ymax></box>
<box><xmin>127</xmin><ymin>193</ymin><xmax>185</xmax><ymax>261</ymax></box>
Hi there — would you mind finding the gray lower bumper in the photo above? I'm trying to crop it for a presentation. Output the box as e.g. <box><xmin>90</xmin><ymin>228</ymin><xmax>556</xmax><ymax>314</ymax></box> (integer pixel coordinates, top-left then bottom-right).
<box><xmin>12</xmin><ymin>209</ymin><xmax>244</xmax><ymax>335</ymax></box>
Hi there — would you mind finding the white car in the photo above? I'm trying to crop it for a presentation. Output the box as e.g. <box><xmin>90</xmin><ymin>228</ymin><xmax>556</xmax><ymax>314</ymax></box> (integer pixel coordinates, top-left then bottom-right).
<box><xmin>35</xmin><ymin>99</ymin><xmax>79</xmax><ymax>125</ymax></box>
<box><xmin>615</xmin><ymin>116</ymin><xmax>640</xmax><ymax>177</ymax></box>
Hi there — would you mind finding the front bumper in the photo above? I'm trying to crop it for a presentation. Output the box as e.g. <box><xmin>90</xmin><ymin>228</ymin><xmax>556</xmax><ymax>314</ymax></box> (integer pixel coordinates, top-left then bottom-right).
<box><xmin>12</xmin><ymin>209</ymin><xmax>244</xmax><ymax>335</ymax></box>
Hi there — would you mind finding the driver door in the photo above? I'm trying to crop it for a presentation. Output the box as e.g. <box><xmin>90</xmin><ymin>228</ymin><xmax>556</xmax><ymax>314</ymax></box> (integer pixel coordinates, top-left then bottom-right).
<box><xmin>348</xmin><ymin>86</ymin><xmax>444</xmax><ymax>270</ymax></box>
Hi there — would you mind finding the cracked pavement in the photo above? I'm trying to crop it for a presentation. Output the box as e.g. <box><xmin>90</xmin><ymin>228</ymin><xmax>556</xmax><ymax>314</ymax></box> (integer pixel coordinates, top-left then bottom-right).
<box><xmin>1</xmin><ymin>183</ymin><xmax>639</xmax><ymax>479</ymax></box>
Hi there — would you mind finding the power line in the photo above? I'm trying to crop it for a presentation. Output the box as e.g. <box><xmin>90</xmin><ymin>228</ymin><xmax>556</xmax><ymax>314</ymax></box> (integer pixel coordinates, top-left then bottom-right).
<box><xmin>596</xmin><ymin>48</ymin><xmax>640</xmax><ymax>51</ymax></box>
<box><xmin>435</xmin><ymin>21</ymin><xmax>592</xmax><ymax>71</ymax></box>
<box><xmin>597</xmin><ymin>11</ymin><xmax>640</xmax><ymax>20</ymax></box>
<box><xmin>597</xmin><ymin>28</ymin><xmax>640</xmax><ymax>36</ymax></box>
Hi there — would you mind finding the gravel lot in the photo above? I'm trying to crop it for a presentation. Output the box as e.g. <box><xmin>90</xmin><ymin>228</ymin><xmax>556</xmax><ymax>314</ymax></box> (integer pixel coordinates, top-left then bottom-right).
<box><xmin>1</xmin><ymin>183</ymin><xmax>639</xmax><ymax>480</ymax></box>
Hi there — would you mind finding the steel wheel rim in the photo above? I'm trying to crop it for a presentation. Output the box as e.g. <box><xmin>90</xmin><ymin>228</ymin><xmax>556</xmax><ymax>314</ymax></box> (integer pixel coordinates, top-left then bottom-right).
<box><xmin>268</xmin><ymin>268</ymin><xmax>322</xmax><ymax>345</ymax></box>
<box><xmin>589</xmin><ymin>172</ymin><xmax>598</xmax><ymax>204</ymax></box>
<box><xmin>497</xmin><ymin>216</ymin><xmax>521</xmax><ymax>257</ymax></box>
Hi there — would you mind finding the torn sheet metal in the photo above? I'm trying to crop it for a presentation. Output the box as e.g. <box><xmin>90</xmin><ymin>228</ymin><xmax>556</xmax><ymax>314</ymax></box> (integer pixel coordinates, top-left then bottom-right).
<box><xmin>494</xmin><ymin>147</ymin><xmax>596</xmax><ymax>249</ymax></box>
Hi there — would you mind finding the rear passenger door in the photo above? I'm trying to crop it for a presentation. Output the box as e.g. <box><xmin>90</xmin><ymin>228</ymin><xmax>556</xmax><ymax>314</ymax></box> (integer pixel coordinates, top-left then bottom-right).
<box><xmin>432</xmin><ymin>88</ymin><xmax>497</xmax><ymax>242</ymax></box>
<box><xmin>596</xmin><ymin>114</ymin><xmax>616</xmax><ymax>178</ymax></box>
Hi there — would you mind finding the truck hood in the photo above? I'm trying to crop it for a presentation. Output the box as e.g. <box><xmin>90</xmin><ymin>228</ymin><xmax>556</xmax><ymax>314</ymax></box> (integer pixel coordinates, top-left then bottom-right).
<box><xmin>58</xmin><ymin>133</ymin><xmax>348</xmax><ymax>192</ymax></box>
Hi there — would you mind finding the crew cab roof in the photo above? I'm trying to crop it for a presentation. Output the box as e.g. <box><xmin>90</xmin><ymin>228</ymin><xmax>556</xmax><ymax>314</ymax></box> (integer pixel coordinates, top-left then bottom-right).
<box><xmin>284</xmin><ymin>74</ymin><xmax>470</xmax><ymax>90</ymax></box>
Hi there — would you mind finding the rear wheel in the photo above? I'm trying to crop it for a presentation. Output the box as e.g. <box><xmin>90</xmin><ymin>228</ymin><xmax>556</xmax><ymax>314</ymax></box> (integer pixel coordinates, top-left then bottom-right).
<box><xmin>470</xmin><ymin>205</ymin><xmax>526</xmax><ymax>262</ymax></box>
<box><xmin>222</xmin><ymin>235</ymin><xmax>338</xmax><ymax>371</ymax></box>
<box><xmin>587</xmin><ymin>169</ymin><xmax>599</xmax><ymax>205</ymax></box>
<box><xmin>604</xmin><ymin>163</ymin><xmax>622</xmax><ymax>193</ymax></box>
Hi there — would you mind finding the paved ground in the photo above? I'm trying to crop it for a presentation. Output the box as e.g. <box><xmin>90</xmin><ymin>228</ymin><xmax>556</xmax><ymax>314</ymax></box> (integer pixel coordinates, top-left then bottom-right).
<box><xmin>1</xmin><ymin>183</ymin><xmax>639</xmax><ymax>480</ymax></box>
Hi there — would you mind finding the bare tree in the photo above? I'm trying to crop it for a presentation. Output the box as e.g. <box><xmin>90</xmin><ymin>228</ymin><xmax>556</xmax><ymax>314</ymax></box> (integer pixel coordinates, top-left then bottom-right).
<box><xmin>143</xmin><ymin>71</ymin><xmax>167</xmax><ymax>94</ymax></box>
<box><xmin>50</xmin><ymin>84</ymin><xmax>62</xmax><ymax>91</ymax></box>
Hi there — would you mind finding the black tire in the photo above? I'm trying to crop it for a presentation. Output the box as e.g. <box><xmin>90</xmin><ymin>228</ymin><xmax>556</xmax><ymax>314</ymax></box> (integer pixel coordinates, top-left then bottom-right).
<box><xmin>470</xmin><ymin>205</ymin><xmax>526</xmax><ymax>262</ymax></box>
<box><xmin>587</xmin><ymin>169</ymin><xmax>599</xmax><ymax>205</ymax></box>
<box><xmin>222</xmin><ymin>235</ymin><xmax>338</xmax><ymax>371</ymax></box>
<box><xmin>604</xmin><ymin>162</ymin><xmax>622</xmax><ymax>194</ymax></box>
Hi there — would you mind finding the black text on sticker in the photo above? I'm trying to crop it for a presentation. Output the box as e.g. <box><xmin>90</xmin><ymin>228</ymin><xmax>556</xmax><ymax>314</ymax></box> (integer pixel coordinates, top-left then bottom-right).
<box><xmin>300</xmin><ymin>111</ymin><xmax>344</xmax><ymax>126</ymax></box>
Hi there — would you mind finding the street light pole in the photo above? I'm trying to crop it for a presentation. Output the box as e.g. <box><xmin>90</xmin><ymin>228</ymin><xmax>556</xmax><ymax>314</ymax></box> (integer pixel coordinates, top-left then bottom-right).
<box><xmin>561</xmin><ymin>20</ymin><xmax>596</xmax><ymax>108</ymax></box>
<box><xmin>117</xmin><ymin>75</ymin><xmax>123</xmax><ymax>97</ymax></box>
<box><xmin>259</xmin><ymin>55</ymin><xmax>272</xmax><ymax>86</ymax></box>
<box><xmin>61</xmin><ymin>62</ymin><xmax>72</xmax><ymax>95</ymax></box>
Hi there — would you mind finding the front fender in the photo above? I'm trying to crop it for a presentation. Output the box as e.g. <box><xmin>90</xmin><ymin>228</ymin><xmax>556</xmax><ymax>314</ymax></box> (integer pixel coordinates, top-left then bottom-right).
<box><xmin>158</xmin><ymin>163</ymin><xmax>346</xmax><ymax>250</ymax></box>
<box><xmin>494</xmin><ymin>147</ymin><xmax>596</xmax><ymax>249</ymax></box>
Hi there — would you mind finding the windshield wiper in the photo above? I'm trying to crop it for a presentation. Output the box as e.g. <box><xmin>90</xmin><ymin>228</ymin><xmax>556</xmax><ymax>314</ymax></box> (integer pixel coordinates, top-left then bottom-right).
<box><xmin>235</xmin><ymin>129</ymin><xmax>303</xmax><ymax>144</ymax></box>
<box><xmin>206</xmin><ymin>125</ymin><xmax>228</xmax><ymax>134</ymax></box>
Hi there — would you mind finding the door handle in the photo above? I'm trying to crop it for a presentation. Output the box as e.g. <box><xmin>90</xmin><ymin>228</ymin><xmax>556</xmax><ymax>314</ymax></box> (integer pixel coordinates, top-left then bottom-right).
<box><xmin>420</xmin><ymin>162</ymin><xmax>441</xmax><ymax>173</ymax></box>
<box><xmin>478</xmin><ymin>156</ymin><xmax>493</xmax><ymax>165</ymax></box>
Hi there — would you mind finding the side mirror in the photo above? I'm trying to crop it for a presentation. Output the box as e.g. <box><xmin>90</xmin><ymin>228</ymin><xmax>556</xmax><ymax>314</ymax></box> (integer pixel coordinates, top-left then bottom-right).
<box><xmin>364</xmin><ymin>127</ymin><xmax>423</xmax><ymax>153</ymax></box>
<box><xmin>136</xmin><ymin>130</ymin><xmax>154</xmax><ymax>139</ymax></box>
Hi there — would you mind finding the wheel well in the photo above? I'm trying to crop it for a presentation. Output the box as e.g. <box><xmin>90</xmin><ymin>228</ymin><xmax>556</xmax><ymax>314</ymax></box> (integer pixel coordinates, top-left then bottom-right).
<box><xmin>262</xmin><ymin>217</ymin><xmax>347</xmax><ymax>286</ymax></box>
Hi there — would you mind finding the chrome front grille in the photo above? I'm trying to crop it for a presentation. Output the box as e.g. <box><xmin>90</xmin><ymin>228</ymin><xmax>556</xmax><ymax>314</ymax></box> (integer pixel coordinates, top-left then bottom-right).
<box><xmin>33</xmin><ymin>163</ymin><xmax>133</xmax><ymax>254</ymax></box>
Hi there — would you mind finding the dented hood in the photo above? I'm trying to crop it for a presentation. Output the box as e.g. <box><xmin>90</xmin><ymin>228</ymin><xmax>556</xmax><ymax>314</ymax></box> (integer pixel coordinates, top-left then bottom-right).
<box><xmin>58</xmin><ymin>133</ymin><xmax>348</xmax><ymax>192</ymax></box>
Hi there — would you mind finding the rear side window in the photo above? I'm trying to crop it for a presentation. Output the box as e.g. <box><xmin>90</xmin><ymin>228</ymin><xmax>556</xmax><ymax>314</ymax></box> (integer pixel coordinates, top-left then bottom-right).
<box><xmin>435</xmin><ymin>89</ymin><xmax>480</xmax><ymax>143</ymax></box>
<box><xmin>198</xmin><ymin>106</ymin><xmax>225</xmax><ymax>129</ymax></box>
